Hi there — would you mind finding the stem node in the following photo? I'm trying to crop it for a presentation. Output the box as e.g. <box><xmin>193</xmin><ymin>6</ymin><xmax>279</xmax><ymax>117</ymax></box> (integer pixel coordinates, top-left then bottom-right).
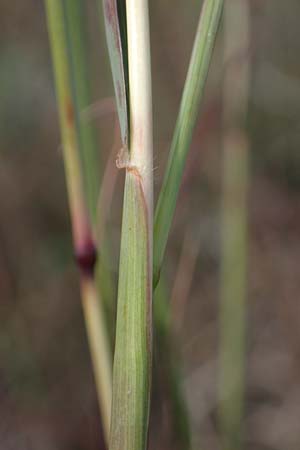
<box><xmin>75</xmin><ymin>239</ymin><xmax>98</xmax><ymax>278</ymax></box>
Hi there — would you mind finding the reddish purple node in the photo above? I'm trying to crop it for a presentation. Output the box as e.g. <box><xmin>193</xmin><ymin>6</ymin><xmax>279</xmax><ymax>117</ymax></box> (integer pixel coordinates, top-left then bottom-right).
<box><xmin>75</xmin><ymin>240</ymin><xmax>97</xmax><ymax>277</ymax></box>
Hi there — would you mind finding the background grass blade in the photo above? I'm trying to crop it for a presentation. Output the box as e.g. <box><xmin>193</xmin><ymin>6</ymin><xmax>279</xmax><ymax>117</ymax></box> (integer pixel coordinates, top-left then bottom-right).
<box><xmin>153</xmin><ymin>0</ymin><xmax>223</xmax><ymax>287</ymax></box>
<box><xmin>44</xmin><ymin>1</ymin><xmax>112</xmax><ymax>442</ymax></box>
<box><xmin>218</xmin><ymin>0</ymin><xmax>250</xmax><ymax>448</ymax></box>
<box><xmin>101</xmin><ymin>0</ymin><xmax>129</xmax><ymax>147</ymax></box>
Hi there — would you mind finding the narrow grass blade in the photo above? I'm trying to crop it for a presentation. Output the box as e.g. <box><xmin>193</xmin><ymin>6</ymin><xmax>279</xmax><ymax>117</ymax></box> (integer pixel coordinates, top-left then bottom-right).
<box><xmin>63</xmin><ymin>0</ymin><xmax>100</xmax><ymax>224</ymax></box>
<box><xmin>153</xmin><ymin>0</ymin><xmax>223</xmax><ymax>286</ymax></box>
<box><xmin>44</xmin><ymin>1</ymin><xmax>112</xmax><ymax>442</ymax></box>
<box><xmin>101</xmin><ymin>0</ymin><xmax>129</xmax><ymax>147</ymax></box>
<box><xmin>218</xmin><ymin>0</ymin><xmax>250</xmax><ymax>448</ymax></box>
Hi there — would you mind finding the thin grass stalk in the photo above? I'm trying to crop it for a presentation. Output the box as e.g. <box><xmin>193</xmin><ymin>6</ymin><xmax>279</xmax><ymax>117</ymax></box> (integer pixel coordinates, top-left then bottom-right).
<box><xmin>63</xmin><ymin>0</ymin><xmax>117</xmax><ymax>348</ymax></box>
<box><xmin>109</xmin><ymin>0</ymin><xmax>153</xmax><ymax>448</ymax></box>
<box><xmin>44</xmin><ymin>1</ymin><xmax>112</xmax><ymax>442</ymax></box>
<box><xmin>63</xmin><ymin>0</ymin><xmax>99</xmax><ymax>223</ymax></box>
<box><xmin>153</xmin><ymin>0</ymin><xmax>223</xmax><ymax>287</ymax></box>
<box><xmin>218</xmin><ymin>1</ymin><xmax>250</xmax><ymax>448</ymax></box>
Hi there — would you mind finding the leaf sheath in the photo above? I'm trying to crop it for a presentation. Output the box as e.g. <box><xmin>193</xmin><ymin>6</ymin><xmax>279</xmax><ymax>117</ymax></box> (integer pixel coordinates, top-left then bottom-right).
<box><xmin>110</xmin><ymin>171</ymin><xmax>152</xmax><ymax>450</ymax></box>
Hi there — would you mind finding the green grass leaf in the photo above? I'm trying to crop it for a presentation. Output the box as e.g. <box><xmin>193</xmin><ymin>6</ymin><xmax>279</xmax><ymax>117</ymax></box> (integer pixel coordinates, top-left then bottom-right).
<box><xmin>101</xmin><ymin>0</ymin><xmax>129</xmax><ymax>147</ymax></box>
<box><xmin>153</xmin><ymin>0</ymin><xmax>223</xmax><ymax>287</ymax></box>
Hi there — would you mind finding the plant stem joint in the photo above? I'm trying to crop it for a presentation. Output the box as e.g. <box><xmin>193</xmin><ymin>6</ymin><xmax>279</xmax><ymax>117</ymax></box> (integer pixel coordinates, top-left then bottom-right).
<box><xmin>75</xmin><ymin>239</ymin><xmax>98</xmax><ymax>277</ymax></box>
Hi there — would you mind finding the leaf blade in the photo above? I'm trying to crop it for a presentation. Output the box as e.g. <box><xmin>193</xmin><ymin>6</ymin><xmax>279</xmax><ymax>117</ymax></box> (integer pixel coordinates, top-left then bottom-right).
<box><xmin>102</xmin><ymin>0</ymin><xmax>129</xmax><ymax>147</ymax></box>
<box><xmin>153</xmin><ymin>0</ymin><xmax>223</xmax><ymax>286</ymax></box>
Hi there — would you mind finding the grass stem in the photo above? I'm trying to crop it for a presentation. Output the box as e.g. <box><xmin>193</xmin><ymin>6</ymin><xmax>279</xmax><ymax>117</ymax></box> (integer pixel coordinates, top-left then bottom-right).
<box><xmin>218</xmin><ymin>1</ymin><xmax>250</xmax><ymax>448</ymax></box>
<box><xmin>44</xmin><ymin>1</ymin><xmax>112</xmax><ymax>443</ymax></box>
<box><xmin>109</xmin><ymin>0</ymin><xmax>153</xmax><ymax>448</ymax></box>
<box><xmin>63</xmin><ymin>0</ymin><xmax>100</xmax><ymax>224</ymax></box>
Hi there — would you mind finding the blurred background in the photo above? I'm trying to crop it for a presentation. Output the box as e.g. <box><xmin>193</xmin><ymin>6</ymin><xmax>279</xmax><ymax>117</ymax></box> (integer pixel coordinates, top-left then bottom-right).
<box><xmin>1</xmin><ymin>1</ymin><xmax>300</xmax><ymax>449</ymax></box>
